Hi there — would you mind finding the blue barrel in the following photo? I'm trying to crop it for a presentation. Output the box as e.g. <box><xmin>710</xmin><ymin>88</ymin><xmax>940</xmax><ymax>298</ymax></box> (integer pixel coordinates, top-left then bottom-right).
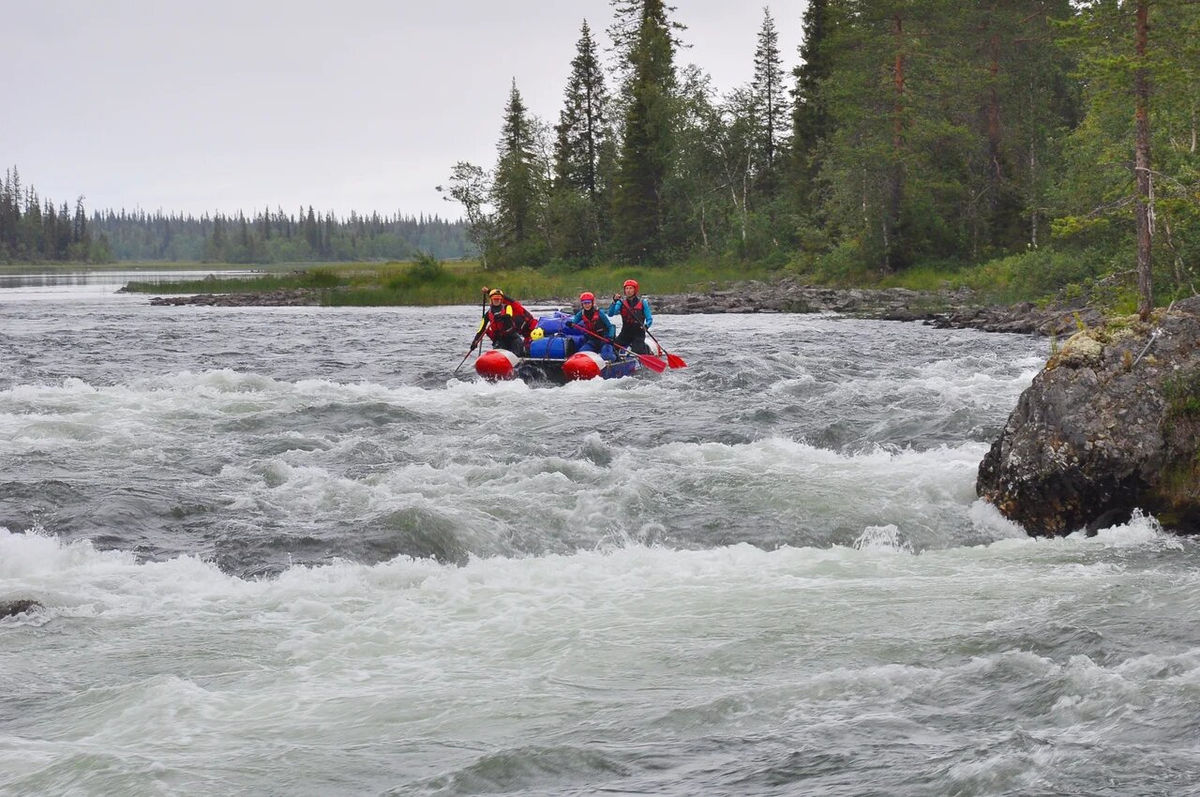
<box><xmin>529</xmin><ymin>335</ymin><xmax>576</xmax><ymax>359</ymax></box>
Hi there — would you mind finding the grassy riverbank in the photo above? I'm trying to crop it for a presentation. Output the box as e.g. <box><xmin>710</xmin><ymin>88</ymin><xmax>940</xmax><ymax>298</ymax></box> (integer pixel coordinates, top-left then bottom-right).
<box><xmin>118</xmin><ymin>259</ymin><xmax>792</xmax><ymax>306</ymax></box>
<box><xmin>112</xmin><ymin>247</ymin><xmax>1147</xmax><ymax>313</ymax></box>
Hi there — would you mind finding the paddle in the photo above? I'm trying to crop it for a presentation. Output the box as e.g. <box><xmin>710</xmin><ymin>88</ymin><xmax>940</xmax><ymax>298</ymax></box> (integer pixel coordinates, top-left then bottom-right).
<box><xmin>452</xmin><ymin>331</ymin><xmax>484</xmax><ymax>375</ymax></box>
<box><xmin>643</xmin><ymin>326</ymin><xmax>686</xmax><ymax>368</ymax></box>
<box><xmin>566</xmin><ymin>322</ymin><xmax>668</xmax><ymax>373</ymax></box>
<box><xmin>453</xmin><ymin>289</ymin><xmax>490</xmax><ymax>374</ymax></box>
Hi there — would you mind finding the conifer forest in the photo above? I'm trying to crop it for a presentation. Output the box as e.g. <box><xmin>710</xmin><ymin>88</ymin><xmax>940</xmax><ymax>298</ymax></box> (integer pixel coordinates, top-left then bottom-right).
<box><xmin>442</xmin><ymin>0</ymin><xmax>1199</xmax><ymax>309</ymax></box>
<box><xmin>0</xmin><ymin>170</ymin><xmax>472</xmax><ymax>265</ymax></box>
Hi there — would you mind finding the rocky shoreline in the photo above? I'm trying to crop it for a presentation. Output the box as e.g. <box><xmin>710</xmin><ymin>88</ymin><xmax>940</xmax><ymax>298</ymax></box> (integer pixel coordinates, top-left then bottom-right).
<box><xmin>649</xmin><ymin>280</ymin><xmax>1102</xmax><ymax>337</ymax></box>
<box><xmin>147</xmin><ymin>279</ymin><xmax>1101</xmax><ymax>337</ymax></box>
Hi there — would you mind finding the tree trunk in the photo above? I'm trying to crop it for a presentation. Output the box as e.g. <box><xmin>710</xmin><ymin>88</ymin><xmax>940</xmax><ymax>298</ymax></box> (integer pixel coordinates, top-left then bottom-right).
<box><xmin>885</xmin><ymin>11</ymin><xmax>907</xmax><ymax>274</ymax></box>
<box><xmin>1134</xmin><ymin>0</ymin><xmax>1153</xmax><ymax>320</ymax></box>
<box><xmin>1029</xmin><ymin>142</ymin><xmax>1038</xmax><ymax>249</ymax></box>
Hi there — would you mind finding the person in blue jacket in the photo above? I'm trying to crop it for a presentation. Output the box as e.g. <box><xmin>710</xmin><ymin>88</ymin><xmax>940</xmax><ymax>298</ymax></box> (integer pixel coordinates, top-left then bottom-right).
<box><xmin>568</xmin><ymin>291</ymin><xmax>616</xmax><ymax>356</ymax></box>
<box><xmin>607</xmin><ymin>279</ymin><xmax>653</xmax><ymax>354</ymax></box>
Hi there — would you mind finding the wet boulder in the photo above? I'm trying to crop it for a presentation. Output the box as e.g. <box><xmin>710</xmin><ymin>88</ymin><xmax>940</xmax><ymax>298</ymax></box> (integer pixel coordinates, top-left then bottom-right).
<box><xmin>977</xmin><ymin>297</ymin><xmax>1200</xmax><ymax>536</ymax></box>
<box><xmin>0</xmin><ymin>599</ymin><xmax>42</xmax><ymax>619</ymax></box>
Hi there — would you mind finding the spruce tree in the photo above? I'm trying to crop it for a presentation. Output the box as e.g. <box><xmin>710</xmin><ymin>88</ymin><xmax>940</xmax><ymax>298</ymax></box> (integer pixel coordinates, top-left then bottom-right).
<box><xmin>612</xmin><ymin>0</ymin><xmax>677</xmax><ymax>264</ymax></box>
<box><xmin>554</xmin><ymin>21</ymin><xmax>610</xmax><ymax>201</ymax></box>
<box><xmin>606</xmin><ymin>0</ymin><xmax>684</xmax><ymax>96</ymax></box>
<box><xmin>551</xmin><ymin>21</ymin><xmax>613</xmax><ymax>263</ymax></box>
<box><xmin>812</xmin><ymin>0</ymin><xmax>973</xmax><ymax>271</ymax></box>
<box><xmin>752</xmin><ymin>8</ymin><xmax>788</xmax><ymax>178</ymax></box>
<box><xmin>1056</xmin><ymin>0</ymin><xmax>1200</xmax><ymax>311</ymax></box>
<box><xmin>490</xmin><ymin>79</ymin><xmax>549</xmax><ymax>267</ymax></box>
<box><xmin>791</xmin><ymin>0</ymin><xmax>833</xmax><ymax>209</ymax></box>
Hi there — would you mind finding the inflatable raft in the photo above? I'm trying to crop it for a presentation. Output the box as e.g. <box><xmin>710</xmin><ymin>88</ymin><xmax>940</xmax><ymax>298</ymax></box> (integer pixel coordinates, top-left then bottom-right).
<box><xmin>475</xmin><ymin>311</ymin><xmax>647</xmax><ymax>384</ymax></box>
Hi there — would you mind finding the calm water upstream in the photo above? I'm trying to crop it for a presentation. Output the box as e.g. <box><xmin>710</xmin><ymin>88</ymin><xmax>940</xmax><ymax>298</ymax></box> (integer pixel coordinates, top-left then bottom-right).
<box><xmin>3</xmin><ymin>274</ymin><xmax>1199</xmax><ymax>796</ymax></box>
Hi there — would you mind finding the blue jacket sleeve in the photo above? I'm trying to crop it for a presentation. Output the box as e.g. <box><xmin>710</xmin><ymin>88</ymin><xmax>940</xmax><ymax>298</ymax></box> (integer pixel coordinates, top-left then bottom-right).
<box><xmin>642</xmin><ymin>300</ymin><xmax>653</xmax><ymax>328</ymax></box>
<box><xmin>601</xmin><ymin>313</ymin><xmax>615</xmax><ymax>338</ymax></box>
<box><xmin>569</xmin><ymin>310</ymin><xmax>584</xmax><ymax>325</ymax></box>
<box><xmin>606</xmin><ymin>299</ymin><xmax>622</xmax><ymax>317</ymax></box>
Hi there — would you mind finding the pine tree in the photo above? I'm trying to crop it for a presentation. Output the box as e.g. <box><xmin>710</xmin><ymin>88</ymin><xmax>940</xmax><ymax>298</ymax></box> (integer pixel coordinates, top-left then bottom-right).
<box><xmin>612</xmin><ymin>0</ymin><xmax>678</xmax><ymax>264</ymax></box>
<box><xmin>551</xmin><ymin>20</ymin><xmax>612</xmax><ymax>262</ymax></box>
<box><xmin>791</xmin><ymin>0</ymin><xmax>834</xmax><ymax>209</ymax></box>
<box><xmin>554</xmin><ymin>21</ymin><xmax>610</xmax><ymax>200</ymax></box>
<box><xmin>812</xmin><ymin>0</ymin><xmax>978</xmax><ymax>271</ymax></box>
<box><xmin>490</xmin><ymin>79</ymin><xmax>549</xmax><ymax>267</ymax></box>
<box><xmin>1150</xmin><ymin>0</ymin><xmax>1200</xmax><ymax>290</ymax></box>
<box><xmin>752</xmin><ymin>8</ymin><xmax>789</xmax><ymax>178</ymax></box>
<box><xmin>1055</xmin><ymin>0</ymin><xmax>1200</xmax><ymax>312</ymax></box>
<box><xmin>606</xmin><ymin>0</ymin><xmax>685</xmax><ymax>96</ymax></box>
<box><xmin>948</xmin><ymin>1</ymin><xmax>1078</xmax><ymax>258</ymax></box>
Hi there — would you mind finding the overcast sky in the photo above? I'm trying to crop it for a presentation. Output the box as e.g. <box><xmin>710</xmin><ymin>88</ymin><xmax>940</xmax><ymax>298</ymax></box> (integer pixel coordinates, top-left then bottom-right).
<box><xmin>6</xmin><ymin>0</ymin><xmax>809</xmax><ymax>221</ymax></box>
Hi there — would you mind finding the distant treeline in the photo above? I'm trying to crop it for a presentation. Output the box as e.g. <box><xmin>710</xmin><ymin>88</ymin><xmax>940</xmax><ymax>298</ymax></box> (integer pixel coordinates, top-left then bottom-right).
<box><xmin>0</xmin><ymin>168</ymin><xmax>109</xmax><ymax>263</ymax></box>
<box><xmin>92</xmin><ymin>207</ymin><xmax>473</xmax><ymax>263</ymax></box>
<box><xmin>1</xmin><ymin>166</ymin><xmax>474</xmax><ymax>264</ymax></box>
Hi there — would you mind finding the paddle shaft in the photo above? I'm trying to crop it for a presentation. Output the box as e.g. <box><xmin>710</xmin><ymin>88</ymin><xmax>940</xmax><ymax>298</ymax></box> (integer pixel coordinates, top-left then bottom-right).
<box><xmin>454</xmin><ymin>290</ymin><xmax>491</xmax><ymax>374</ymax></box>
<box><xmin>566</xmin><ymin>322</ymin><xmax>667</xmax><ymax>373</ymax></box>
<box><xmin>452</xmin><ymin>332</ymin><xmax>484</xmax><ymax>374</ymax></box>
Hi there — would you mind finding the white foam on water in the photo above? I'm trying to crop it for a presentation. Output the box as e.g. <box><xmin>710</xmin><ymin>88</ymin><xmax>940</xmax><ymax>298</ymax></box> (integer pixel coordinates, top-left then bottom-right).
<box><xmin>4</xmin><ymin>497</ymin><xmax>1200</xmax><ymax>794</ymax></box>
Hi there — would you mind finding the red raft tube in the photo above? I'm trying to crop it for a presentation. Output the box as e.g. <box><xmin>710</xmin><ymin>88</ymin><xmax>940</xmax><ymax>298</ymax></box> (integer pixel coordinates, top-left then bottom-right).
<box><xmin>473</xmin><ymin>311</ymin><xmax>645</xmax><ymax>384</ymax></box>
<box><xmin>474</xmin><ymin>349</ymin><xmax>520</xmax><ymax>381</ymax></box>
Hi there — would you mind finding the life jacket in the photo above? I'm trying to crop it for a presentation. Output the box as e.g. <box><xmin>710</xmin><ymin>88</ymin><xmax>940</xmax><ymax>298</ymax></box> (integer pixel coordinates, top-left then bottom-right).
<box><xmin>618</xmin><ymin>296</ymin><xmax>646</xmax><ymax>328</ymax></box>
<box><xmin>578</xmin><ymin>308</ymin><xmax>609</xmax><ymax>337</ymax></box>
<box><xmin>484</xmin><ymin>299</ymin><xmax>535</xmax><ymax>340</ymax></box>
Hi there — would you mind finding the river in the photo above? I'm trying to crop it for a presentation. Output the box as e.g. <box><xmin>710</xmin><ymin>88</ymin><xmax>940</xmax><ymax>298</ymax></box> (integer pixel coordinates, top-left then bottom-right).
<box><xmin>3</xmin><ymin>273</ymin><xmax>1199</xmax><ymax>796</ymax></box>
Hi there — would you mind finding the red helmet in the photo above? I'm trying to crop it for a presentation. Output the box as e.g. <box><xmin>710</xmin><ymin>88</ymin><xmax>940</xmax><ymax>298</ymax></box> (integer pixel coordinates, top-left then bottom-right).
<box><xmin>579</xmin><ymin>291</ymin><xmax>595</xmax><ymax>303</ymax></box>
<box><xmin>623</xmin><ymin>279</ymin><xmax>639</xmax><ymax>292</ymax></box>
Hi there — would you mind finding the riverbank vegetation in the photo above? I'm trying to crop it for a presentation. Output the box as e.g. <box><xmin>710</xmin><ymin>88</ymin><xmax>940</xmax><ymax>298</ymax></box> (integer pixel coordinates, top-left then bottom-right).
<box><xmin>119</xmin><ymin>255</ymin><xmax>784</xmax><ymax>306</ymax></box>
<box><xmin>120</xmin><ymin>246</ymin><xmax>1116</xmax><ymax>310</ymax></box>
<box><xmin>443</xmin><ymin>0</ymin><xmax>1199</xmax><ymax>315</ymax></box>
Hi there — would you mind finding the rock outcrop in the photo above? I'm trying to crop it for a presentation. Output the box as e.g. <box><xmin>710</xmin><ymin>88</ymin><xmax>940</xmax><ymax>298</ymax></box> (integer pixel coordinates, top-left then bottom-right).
<box><xmin>149</xmin><ymin>288</ymin><xmax>320</xmax><ymax>306</ymax></box>
<box><xmin>977</xmin><ymin>297</ymin><xmax>1200</xmax><ymax>536</ymax></box>
<box><xmin>0</xmin><ymin>599</ymin><xmax>42</xmax><ymax>619</ymax></box>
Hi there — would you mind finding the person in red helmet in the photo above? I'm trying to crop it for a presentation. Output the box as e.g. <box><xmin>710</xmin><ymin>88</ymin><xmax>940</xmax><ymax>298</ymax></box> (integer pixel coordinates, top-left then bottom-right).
<box><xmin>607</xmin><ymin>279</ymin><xmax>653</xmax><ymax>354</ymax></box>
<box><xmin>567</xmin><ymin>291</ymin><xmax>615</xmax><ymax>355</ymax></box>
<box><xmin>477</xmin><ymin>287</ymin><xmax>537</xmax><ymax>355</ymax></box>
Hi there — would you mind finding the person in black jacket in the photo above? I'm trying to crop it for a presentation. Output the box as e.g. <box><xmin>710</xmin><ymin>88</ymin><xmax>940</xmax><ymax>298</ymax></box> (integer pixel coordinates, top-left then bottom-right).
<box><xmin>478</xmin><ymin>288</ymin><xmax>537</xmax><ymax>355</ymax></box>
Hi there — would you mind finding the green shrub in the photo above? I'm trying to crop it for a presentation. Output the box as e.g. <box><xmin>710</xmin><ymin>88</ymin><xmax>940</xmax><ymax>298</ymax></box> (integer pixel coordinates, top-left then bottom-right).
<box><xmin>409</xmin><ymin>251</ymin><xmax>446</xmax><ymax>282</ymax></box>
<box><xmin>301</xmin><ymin>268</ymin><xmax>340</xmax><ymax>289</ymax></box>
<box><xmin>1164</xmin><ymin>368</ymin><xmax>1200</xmax><ymax>418</ymax></box>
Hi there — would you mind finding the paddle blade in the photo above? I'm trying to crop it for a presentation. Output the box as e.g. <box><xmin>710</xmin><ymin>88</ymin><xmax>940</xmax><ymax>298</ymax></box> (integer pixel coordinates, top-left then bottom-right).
<box><xmin>666</xmin><ymin>353</ymin><xmax>687</xmax><ymax>369</ymax></box>
<box><xmin>637</xmin><ymin>353</ymin><xmax>668</xmax><ymax>373</ymax></box>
